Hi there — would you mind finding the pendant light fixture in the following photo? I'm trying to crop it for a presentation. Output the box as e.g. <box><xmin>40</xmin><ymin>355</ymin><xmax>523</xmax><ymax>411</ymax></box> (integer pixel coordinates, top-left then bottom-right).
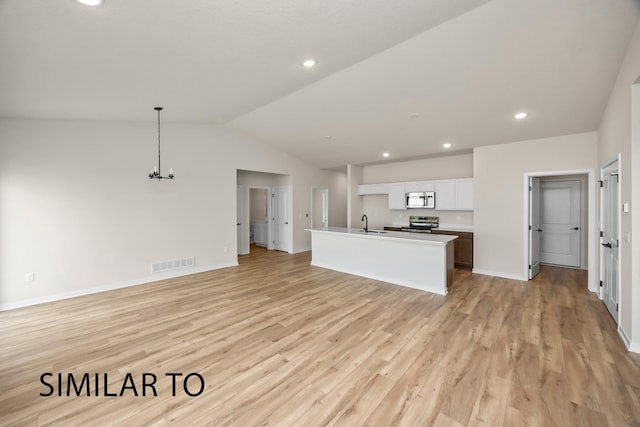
<box><xmin>148</xmin><ymin>107</ymin><xmax>174</xmax><ymax>180</ymax></box>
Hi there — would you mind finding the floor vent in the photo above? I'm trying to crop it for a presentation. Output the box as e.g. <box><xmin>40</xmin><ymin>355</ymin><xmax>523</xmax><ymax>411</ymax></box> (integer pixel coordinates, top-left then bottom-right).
<box><xmin>151</xmin><ymin>256</ymin><xmax>195</xmax><ymax>273</ymax></box>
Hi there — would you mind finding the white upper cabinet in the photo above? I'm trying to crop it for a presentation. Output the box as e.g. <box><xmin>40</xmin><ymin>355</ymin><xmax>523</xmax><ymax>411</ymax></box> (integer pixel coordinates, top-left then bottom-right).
<box><xmin>388</xmin><ymin>183</ymin><xmax>406</xmax><ymax>210</ymax></box>
<box><xmin>435</xmin><ymin>180</ymin><xmax>456</xmax><ymax>210</ymax></box>
<box><xmin>405</xmin><ymin>181</ymin><xmax>435</xmax><ymax>192</ymax></box>
<box><xmin>357</xmin><ymin>183</ymin><xmax>388</xmax><ymax>195</ymax></box>
<box><xmin>358</xmin><ymin>178</ymin><xmax>474</xmax><ymax>211</ymax></box>
<box><xmin>455</xmin><ymin>178</ymin><xmax>474</xmax><ymax>210</ymax></box>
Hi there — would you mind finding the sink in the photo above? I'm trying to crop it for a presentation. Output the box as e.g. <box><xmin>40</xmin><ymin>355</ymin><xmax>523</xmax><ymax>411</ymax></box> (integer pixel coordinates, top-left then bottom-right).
<box><xmin>357</xmin><ymin>229</ymin><xmax>387</xmax><ymax>234</ymax></box>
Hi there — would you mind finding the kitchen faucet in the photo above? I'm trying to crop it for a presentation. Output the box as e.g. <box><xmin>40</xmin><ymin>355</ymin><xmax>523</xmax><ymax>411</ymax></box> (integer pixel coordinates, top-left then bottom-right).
<box><xmin>361</xmin><ymin>214</ymin><xmax>368</xmax><ymax>233</ymax></box>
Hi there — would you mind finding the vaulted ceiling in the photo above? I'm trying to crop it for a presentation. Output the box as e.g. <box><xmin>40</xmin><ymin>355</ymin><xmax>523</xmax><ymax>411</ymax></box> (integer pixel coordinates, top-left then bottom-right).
<box><xmin>1</xmin><ymin>0</ymin><xmax>639</xmax><ymax>168</ymax></box>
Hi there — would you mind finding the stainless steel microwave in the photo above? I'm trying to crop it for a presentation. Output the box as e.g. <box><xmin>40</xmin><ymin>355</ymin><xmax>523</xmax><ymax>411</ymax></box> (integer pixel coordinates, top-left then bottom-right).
<box><xmin>406</xmin><ymin>191</ymin><xmax>435</xmax><ymax>209</ymax></box>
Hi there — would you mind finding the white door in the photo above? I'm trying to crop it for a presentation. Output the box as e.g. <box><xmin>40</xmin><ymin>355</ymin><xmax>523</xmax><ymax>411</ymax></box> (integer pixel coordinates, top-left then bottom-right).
<box><xmin>236</xmin><ymin>185</ymin><xmax>243</xmax><ymax>255</ymax></box>
<box><xmin>272</xmin><ymin>186</ymin><xmax>290</xmax><ymax>252</ymax></box>
<box><xmin>321</xmin><ymin>190</ymin><xmax>328</xmax><ymax>226</ymax></box>
<box><xmin>529</xmin><ymin>177</ymin><xmax>541</xmax><ymax>278</ymax></box>
<box><xmin>540</xmin><ymin>180</ymin><xmax>581</xmax><ymax>267</ymax></box>
<box><xmin>312</xmin><ymin>188</ymin><xmax>328</xmax><ymax>228</ymax></box>
<box><xmin>601</xmin><ymin>162</ymin><xmax>619</xmax><ymax>320</ymax></box>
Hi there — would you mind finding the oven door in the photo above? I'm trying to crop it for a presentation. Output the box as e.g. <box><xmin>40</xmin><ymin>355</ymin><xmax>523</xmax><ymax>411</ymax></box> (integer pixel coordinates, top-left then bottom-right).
<box><xmin>406</xmin><ymin>192</ymin><xmax>426</xmax><ymax>208</ymax></box>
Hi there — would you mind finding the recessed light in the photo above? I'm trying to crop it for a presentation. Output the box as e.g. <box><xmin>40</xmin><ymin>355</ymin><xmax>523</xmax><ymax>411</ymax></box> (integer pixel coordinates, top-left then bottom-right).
<box><xmin>442</xmin><ymin>143</ymin><xmax>452</xmax><ymax>149</ymax></box>
<box><xmin>75</xmin><ymin>0</ymin><xmax>103</xmax><ymax>5</ymax></box>
<box><xmin>302</xmin><ymin>59</ymin><xmax>316</xmax><ymax>68</ymax></box>
<box><xmin>514</xmin><ymin>112</ymin><xmax>528</xmax><ymax>119</ymax></box>
<box><xmin>382</xmin><ymin>152</ymin><xmax>390</xmax><ymax>158</ymax></box>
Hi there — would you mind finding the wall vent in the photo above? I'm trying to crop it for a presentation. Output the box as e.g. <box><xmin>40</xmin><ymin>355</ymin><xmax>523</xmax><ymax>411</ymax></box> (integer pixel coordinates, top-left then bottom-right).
<box><xmin>151</xmin><ymin>256</ymin><xmax>195</xmax><ymax>273</ymax></box>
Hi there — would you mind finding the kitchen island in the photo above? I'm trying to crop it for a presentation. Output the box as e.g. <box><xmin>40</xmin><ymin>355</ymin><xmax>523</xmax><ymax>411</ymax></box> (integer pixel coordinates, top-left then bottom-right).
<box><xmin>306</xmin><ymin>227</ymin><xmax>457</xmax><ymax>295</ymax></box>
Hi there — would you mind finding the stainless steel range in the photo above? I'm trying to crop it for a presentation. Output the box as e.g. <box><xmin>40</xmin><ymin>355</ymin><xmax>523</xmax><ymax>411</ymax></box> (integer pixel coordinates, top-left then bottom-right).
<box><xmin>402</xmin><ymin>216</ymin><xmax>439</xmax><ymax>233</ymax></box>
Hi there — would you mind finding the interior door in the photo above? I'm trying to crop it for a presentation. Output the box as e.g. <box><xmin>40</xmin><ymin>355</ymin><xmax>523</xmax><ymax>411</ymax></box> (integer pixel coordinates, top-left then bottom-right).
<box><xmin>540</xmin><ymin>180</ymin><xmax>581</xmax><ymax>267</ymax></box>
<box><xmin>236</xmin><ymin>185</ymin><xmax>243</xmax><ymax>255</ymax></box>
<box><xmin>312</xmin><ymin>188</ymin><xmax>329</xmax><ymax>228</ymax></box>
<box><xmin>529</xmin><ymin>177</ymin><xmax>541</xmax><ymax>278</ymax></box>
<box><xmin>272</xmin><ymin>186</ymin><xmax>290</xmax><ymax>252</ymax></box>
<box><xmin>601</xmin><ymin>162</ymin><xmax>619</xmax><ymax>320</ymax></box>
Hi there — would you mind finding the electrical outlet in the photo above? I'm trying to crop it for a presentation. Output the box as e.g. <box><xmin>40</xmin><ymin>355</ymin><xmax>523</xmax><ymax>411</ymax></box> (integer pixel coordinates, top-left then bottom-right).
<box><xmin>25</xmin><ymin>272</ymin><xmax>35</xmax><ymax>282</ymax></box>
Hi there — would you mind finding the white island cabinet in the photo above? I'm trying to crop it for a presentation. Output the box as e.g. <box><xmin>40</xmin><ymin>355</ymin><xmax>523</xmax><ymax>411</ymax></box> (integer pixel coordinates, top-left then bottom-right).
<box><xmin>306</xmin><ymin>227</ymin><xmax>456</xmax><ymax>295</ymax></box>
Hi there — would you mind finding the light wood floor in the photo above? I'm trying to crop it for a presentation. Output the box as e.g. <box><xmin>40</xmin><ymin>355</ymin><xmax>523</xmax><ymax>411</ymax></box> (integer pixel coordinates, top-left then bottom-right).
<box><xmin>1</xmin><ymin>246</ymin><xmax>640</xmax><ymax>426</ymax></box>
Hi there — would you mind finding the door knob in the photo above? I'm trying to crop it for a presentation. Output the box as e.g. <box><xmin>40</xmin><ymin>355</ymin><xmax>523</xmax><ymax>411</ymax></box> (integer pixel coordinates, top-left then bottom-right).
<box><xmin>537</xmin><ymin>229</ymin><xmax>543</xmax><ymax>232</ymax></box>
<box><xmin>571</xmin><ymin>227</ymin><xmax>579</xmax><ymax>230</ymax></box>
<box><xmin>284</xmin><ymin>222</ymin><xmax>289</xmax><ymax>225</ymax></box>
<box><xmin>601</xmin><ymin>242</ymin><xmax>612</xmax><ymax>248</ymax></box>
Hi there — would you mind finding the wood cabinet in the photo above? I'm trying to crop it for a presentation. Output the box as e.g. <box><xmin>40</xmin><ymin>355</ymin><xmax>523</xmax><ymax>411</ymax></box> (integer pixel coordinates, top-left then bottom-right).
<box><xmin>431</xmin><ymin>230</ymin><xmax>473</xmax><ymax>269</ymax></box>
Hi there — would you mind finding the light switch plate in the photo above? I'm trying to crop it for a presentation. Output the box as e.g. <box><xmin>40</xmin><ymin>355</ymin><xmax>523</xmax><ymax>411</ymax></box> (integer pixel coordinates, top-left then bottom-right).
<box><xmin>623</xmin><ymin>202</ymin><xmax>629</xmax><ymax>213</ymax></box>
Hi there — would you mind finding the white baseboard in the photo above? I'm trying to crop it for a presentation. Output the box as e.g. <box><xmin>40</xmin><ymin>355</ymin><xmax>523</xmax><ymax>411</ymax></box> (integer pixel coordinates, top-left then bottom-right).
<box><xmin>618</xmin><ymin>326</ymin><xmax>640</xmax><ymax>354</ymax></box>
<box><xmin>292</xmin><ymin>245</ymin><xmax>311</xmax><ymax>254</ymax></box>
<box><xmin>0</xmin><ymin>261</ymin><xmax>238</xmax><ymax>312</ymax></box>
<box><xmin>471</xmin><ymin>268</ymin><xmax>528</xmax><ymax>282</ymax></box>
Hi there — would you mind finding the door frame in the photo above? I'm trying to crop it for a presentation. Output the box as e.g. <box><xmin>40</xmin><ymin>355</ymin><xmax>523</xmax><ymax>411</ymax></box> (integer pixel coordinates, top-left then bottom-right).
<box><xmin>538</xmin><ymin>178</ymin><xmax>583</xmax><ymax>268</ymax></box>
<box><xmin>523</xmin><ymin>169</ymin><xmax>597</xmax><ymax>292</ymax></box>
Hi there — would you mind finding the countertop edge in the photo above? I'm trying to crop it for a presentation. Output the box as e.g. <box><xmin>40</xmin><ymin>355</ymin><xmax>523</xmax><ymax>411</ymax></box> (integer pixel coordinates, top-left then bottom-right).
<box><xmin>306</xmin><ymin>227</ymin><xmax>457</xmax><ymax>244</ymax></box>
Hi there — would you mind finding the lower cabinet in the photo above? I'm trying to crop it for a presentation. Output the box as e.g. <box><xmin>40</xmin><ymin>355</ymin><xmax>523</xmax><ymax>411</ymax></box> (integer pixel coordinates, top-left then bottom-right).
<box><xmin>431</xmin><ymin>230</ymin><xmax>473</xmax><ymax>270</ymax></box>
<box><xmin>382</xmin><ymin>227</ymin><xmax>474</xmax><ymax>270</ymax></box>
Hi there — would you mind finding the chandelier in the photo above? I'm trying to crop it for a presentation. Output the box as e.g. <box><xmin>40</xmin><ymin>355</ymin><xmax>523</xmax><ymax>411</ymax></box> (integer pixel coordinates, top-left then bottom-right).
<box><xmin>148</xmin><ymin>107</ymin><xmax>174</xmax><ymax>180</ymax></box>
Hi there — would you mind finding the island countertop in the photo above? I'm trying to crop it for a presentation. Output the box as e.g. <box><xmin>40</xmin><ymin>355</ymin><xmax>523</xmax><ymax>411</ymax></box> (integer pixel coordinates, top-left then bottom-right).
<box><xmin>306</xmin><ymin>227</ymin><xmax>456</xmax><ymax>295</ymax></box>
<box><xmin>305</xmin><ymin>227</ymin><xmax>457</xmax><ymax>244</ymax></box>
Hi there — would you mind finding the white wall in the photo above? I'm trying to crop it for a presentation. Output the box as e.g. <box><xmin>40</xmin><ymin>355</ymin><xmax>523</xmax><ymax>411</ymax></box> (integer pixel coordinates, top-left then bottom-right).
<box><xmin>358</xmin><ymin>154</ymin><xmax>474</xmax><ymax>229</ymax></box>
<box><xmin>249</xmin><ymin>188</ymin><xmax>268</xmax><ymax>222</ymax></box>
<box><xmin>347</xmin><ymin>164</ymin><xmax>363</xmax><ymax>228</ymax></box>
<box><xmin>326</xmin><ymin>171</ymin><xmax>348</xmax><ymax>229</ymax></box>
<box><xmin>0</xmin><ymin>118</ymin><xmax>347</xmax><ymax>309</ymax></box>
<box><xmin>473</xmin><ymin>132</ymin><xmax>597</xmax><ymax>280</ymax></box>
<box><xmin>361</xmin><ymin>153</ymin><xmax>473</xmax><ymax>183</ymax></box>
<box><xmin>598</xmin><ymin>19</ymin><xmax>640</xmax><ymax>351</ymax></box>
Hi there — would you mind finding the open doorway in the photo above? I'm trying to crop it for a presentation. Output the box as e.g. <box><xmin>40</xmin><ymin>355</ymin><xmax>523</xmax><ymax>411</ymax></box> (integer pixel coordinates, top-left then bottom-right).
<box><xmin>525</xmin><ymin>169</ymin><xmax>597</xmax><ymax>292</ymax></box>
<box><xmin>237</xmin><ymin>170</ymin><xmax>292</xmax><ymax>256</ymax></box>
<box><xmin>249</xmin><ymin>187</ymin><xmax>270</xmax><ymax>250</ymax></box>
